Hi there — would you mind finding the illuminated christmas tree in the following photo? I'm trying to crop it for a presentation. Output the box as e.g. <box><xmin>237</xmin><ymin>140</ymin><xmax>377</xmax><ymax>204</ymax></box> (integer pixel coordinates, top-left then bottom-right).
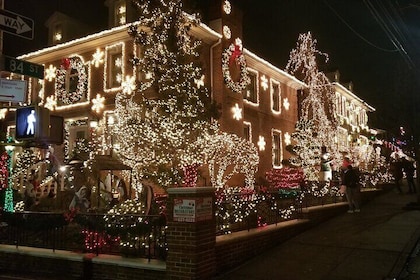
<box><xmin>113</xmin><ymin>0</ymin><xmax>218</xmax><ymax>187</ymax></box>
<box><xmin>286</xmin><ymin>32</ymin><xmax>338</xmax><ymax>152</ymax></box>
<box><xmin>13</xmin><ymin>149</ymin><xmax>36</xmax><ymax>180</ymax></box>
<box><xmin>285</xmin><ymin>32</ymin><xmax>339</xmax><ymax>182</ymax></box>
<box><xmin>289</xmin><ymin>119</ymin><xmax>321</xmax><ymax>182</ymax></box>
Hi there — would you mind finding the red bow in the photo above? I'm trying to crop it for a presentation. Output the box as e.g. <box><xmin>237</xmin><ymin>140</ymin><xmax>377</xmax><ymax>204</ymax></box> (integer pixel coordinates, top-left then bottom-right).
<box><xmin>61</xmin><ymin>58</ymin><xmax>71</xmax><ymax>70</ymax></box>
<box><xmin>230</xmin><ymin>45</ymin><xmax>241</xmax><ymax>65</ymax></box>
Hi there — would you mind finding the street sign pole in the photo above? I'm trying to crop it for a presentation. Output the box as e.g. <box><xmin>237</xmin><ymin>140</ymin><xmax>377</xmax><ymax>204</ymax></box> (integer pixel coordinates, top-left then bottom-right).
<box><xmin>0</xmin><ymin>0</ymin><xmax>3</xmax><ymax>55</ymax></box>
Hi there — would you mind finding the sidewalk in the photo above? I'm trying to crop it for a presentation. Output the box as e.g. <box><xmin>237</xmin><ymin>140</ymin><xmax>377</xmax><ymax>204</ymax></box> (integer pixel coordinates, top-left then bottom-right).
<box><xmin>216</xmin><ymin>182</ymin><xmax>420</xmax><ymax>280</ymax></box>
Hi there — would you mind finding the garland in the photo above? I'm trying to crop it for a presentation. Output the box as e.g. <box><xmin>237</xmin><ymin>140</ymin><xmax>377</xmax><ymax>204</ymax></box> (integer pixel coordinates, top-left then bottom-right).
<box><xmin>221</xmin><ymin>39</ymin><xmax>250</xmax><ymax>93</ymax></box>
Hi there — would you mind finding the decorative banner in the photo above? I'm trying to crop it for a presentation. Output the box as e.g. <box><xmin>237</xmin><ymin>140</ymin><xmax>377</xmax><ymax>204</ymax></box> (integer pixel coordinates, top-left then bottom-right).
<box><xmin>173</xmin><ymin>197</ymin><xmax>212</xmax><ymax>222</ymax></box>
<box><xmin>266</xmin><ymin>167</ymin><xmax>304</xmax><ymax>190</ymax></box>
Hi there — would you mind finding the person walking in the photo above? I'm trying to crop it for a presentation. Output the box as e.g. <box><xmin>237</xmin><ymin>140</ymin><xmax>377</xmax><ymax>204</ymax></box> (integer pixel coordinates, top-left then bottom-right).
<box><xmin>391</xmin><ymin>157</ymin><xmax>404</xmax><ymax>194</ymax></box>
<box><xmin>342</xmin><ymin>164</ymin><xmax>361</xmax><ymax>213</ymax></box>
<box><xmin>403</xmin><ymin>157</ymin><xmax>417</xmax><ymax>194</ymax></box>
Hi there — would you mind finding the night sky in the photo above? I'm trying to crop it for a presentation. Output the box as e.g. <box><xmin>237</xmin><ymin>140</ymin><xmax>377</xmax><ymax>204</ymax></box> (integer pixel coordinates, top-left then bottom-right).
<box><xmin>3</xmin><ymin>0</ymin><xmax>420</xmax><ymax>139</ymax></box>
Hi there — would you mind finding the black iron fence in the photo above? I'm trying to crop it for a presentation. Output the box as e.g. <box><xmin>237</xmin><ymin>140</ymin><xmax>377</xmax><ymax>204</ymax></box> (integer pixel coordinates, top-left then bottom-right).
<box><xmin>0</xmin><ymin>211</ymin><xmax>167</xmax><ymax>261</ymax></box>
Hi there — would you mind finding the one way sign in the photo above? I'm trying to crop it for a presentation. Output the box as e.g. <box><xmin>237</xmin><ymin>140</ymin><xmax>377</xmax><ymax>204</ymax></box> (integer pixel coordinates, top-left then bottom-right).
<box><xmin>0</xmin><ymin>9</ymin><xmax>34</xmax><ymax>40</ymax></box>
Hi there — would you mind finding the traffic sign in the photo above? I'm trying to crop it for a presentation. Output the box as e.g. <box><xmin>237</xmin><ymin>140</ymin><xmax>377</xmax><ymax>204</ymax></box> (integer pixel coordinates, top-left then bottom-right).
<box><xmin>2</xmin><ymin>55</ymin><xmax>44</xmax><ymax>79</ymax></box>
<box><xmin>0</xmin><ymin>78</ymin><xmax>27</xmax><ymax>103</ymax></box>
<box><xmin>0</xmin><ymin>9</ymin><xmax>34</xmax><ymax>40</ymax></box>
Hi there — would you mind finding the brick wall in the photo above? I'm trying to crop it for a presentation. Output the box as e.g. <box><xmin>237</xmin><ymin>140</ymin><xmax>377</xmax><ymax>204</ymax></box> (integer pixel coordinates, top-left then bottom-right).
<box><xmin>0</xmin><ymin>188</ymin><xmax>387</xmax><ymax>279</ymax></box>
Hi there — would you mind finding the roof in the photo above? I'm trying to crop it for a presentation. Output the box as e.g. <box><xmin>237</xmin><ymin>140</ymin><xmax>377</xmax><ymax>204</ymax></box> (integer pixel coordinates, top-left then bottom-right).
<box><xmin>93</xmin><ymin>155</ymin><xmax>132</xmax><ymax>170</ymax></box>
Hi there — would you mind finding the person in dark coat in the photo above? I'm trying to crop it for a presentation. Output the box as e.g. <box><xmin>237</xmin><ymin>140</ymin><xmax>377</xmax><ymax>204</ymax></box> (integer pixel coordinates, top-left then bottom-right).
<box><xmin>342</xmin><ymin>164</ymin><xmax>360</xmax><ymax>213</ymax></box>
<box><xmin>403</xmin><ymin>158</ymin><xmax>416</xmax><ymax>194</ymax></box>
<box><xmin>391</xmin><ymin>157</ymin><xmax>404</xmax><ymax>194</ymax></box>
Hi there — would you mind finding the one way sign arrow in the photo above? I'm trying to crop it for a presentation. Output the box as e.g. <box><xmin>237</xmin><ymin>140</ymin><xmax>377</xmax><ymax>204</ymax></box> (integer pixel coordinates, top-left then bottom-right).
<box><xmin>0</xmin><ymin>9</ymin><xmax>34</xmax><ymax>40</ymax></box>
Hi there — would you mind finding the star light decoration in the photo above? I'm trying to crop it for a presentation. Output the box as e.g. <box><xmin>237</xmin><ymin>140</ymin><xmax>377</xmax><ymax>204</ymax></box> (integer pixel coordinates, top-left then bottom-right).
<box><xmin>45</xmin><ymin>65</ymin><xmax>57</xmax><ymax>82</ymax></box>
<box><xmin>91</xmin><ymin>48</ymin><xmax>105</xmax><ymax>68</ymax></box>
<box><xmin>257</xmin><ymin>136</ymin><xmax>266</xmax><ymax>151</ymax></box>
<box><xmin>260</xmin><ymin>75</ymin><xmax>268</xmax><ymax>91</ymax></box>
<box><xmin>92</xmin><ymin>94</ymin><xmax>105</xmax><ymax>113</ymax></box>
<box><xmin>232</xmin><ymin>103</ymin><xmax>242</xmax><ymax>120</ymax></box>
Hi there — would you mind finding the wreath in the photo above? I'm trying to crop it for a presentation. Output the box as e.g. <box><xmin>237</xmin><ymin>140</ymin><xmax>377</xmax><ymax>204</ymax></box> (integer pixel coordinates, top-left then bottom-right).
<box><xmin>221</xmin><ymin>41</ymin><xmax>250</xmax><ymax>93</ymax></box>
<box><xmin>56</xmin><ymin>57</ymin><xmax>88</xmax><ymax>105</ymax></box>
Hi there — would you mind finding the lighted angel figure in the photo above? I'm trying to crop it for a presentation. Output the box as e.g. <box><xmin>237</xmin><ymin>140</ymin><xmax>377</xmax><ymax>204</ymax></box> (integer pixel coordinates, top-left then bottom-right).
<box><xmin>69</xmin><ymin>185</ymin><xmax>90</xmax><ymax>211</ymax></box>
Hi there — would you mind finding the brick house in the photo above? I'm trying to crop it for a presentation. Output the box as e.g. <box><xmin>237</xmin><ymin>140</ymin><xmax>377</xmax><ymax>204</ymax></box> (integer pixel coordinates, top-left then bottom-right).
<box><xmin>1</xmin><ymin>0</ymin><xmax>374</xmax><ymax>193</ymax></box>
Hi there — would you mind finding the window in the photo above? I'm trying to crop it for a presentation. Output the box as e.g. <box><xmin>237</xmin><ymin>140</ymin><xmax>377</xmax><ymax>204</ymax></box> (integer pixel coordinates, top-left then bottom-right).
<box><xmin>53</xmin><ymin>24</ymin><xmax>62</xmax><ymax>44</ymax></box>
<box><xmin>271</xmin><ymin>80</ymin><xmax>281</xmax><ymax>113</ymax></box>
<box><xmin>115</xmin><ymin>1</ymin><xmax>127</xmax><ymax>26</ymax></box>
<box><xmin>337</xmin><ymin>127</ymin><xmax>348</xmax><ymax>150</ymax></box>
<box><xmin>66</xmin><ymin>120</ymin><xmax>89</xmax><ymax>159</ymax></box>
<box><xmin>272</xmin><ymin>130</ymin><xmax>282</xmax><ymax>167</ymax></box>
<box><xmin>336</xmin><ymin>93</ymin><xmax>342</xmax><ymax>116</ymax></box>
<box><xmin>243</xmin><ymin>121</ymin><xmax>252</xmax><ymax>142</ymax></box>
<box><xmin>244</xmin><ymin>69</ymin><xmax>258</xmax><ymax>104</ymax></box>
<box><xmin>105</xmin><ymin>43</ymin><xmax>124</xmax><ymax>90</ymax></box>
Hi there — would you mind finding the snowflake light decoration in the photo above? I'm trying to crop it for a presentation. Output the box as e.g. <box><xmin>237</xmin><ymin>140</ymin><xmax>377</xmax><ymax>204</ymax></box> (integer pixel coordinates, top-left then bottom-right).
<box><xmin>284</xmin><ymin>132</ymin><xmax>291</xmax><ymax>145</ymax></box>
<box><xmin>91</xmin><ymin>48</ymin><xmax>104</xmax><ymax>68</ymax></box>
<box><xmin>258</xmin><ymin>136</ymin><xmax>266</xmax><ymax>151</ymax></box>
<box><xmin>232</xmin><ymin>103</ymin><xmax>242</xmax><ymax>120</ymax></box>
<box><xmin>122</xmin><ymin>75</ymin><xmax>136</xmax><ymax>95</ymax></box>
<box><xmin>223</xmin><ymin>25</ymin><xmax>231</xmax><ymax>39</ymax></box>
<box><xmin>260</xmin><ymin>75</ymin><xmax>268</xmax><ymax>91</ymax></box>
<box><xmin>223</xmin><ymin>0</ymin><xmax>232</xmax><ymax>14</ymax></box>
<box><xmin>45</xmin><ymin>95</ymin><xmax>57</xmax><ymax>111</ymax></box>
<box><xmin>92</xmin><ymin>94</ymin><xmax>105</xmax><ymax>113</ymax></box>
<box><xmin>283</xmin><ymin>98</ymin><xmax>290</xmax><ymax>110</ymax></box>
<box><xmin>45</xmin><ymin>65</ymin><xmax>57</xmax><ymax>82</ymax></box>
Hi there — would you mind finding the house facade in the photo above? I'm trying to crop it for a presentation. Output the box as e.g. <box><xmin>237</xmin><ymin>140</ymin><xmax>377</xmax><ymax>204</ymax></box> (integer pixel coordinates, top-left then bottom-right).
<box><xmin>1</xmin><ymin>0</ymin><xmax>375</xmax><ymax>195</ymax></box>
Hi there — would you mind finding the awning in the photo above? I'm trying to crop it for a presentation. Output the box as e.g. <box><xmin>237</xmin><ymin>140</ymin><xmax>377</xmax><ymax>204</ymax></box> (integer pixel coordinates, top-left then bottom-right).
<box><xmin>93</xmin><ymin>155</ymin><xmax>132</xmax><ymax>171</ymax></box>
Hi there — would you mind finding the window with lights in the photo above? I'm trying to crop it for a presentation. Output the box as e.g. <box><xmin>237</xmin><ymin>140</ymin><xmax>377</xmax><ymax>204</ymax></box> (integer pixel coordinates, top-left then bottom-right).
<box><xmin>105</xmin><ymin>43</ymin><xmax>124</xmax><ymax>90</ymax></box>
<box><xmin>271</xmin><ymin>80</ymin><xmax>281</xmax><ymax>113</ymax></box>
<box><xmin>243</xmin><ymin>121</ymin><xmax>252</xmax><ymax>142</ymax></box>
<box><xmin>272</xmin><ymin>130</ymin><xmax>282</xmax><ymax>168</ymax></box>
<box><xmin>243</xmin><ymin>70</ymin><xmax>258</xmax><ymax>104</ymax></box>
